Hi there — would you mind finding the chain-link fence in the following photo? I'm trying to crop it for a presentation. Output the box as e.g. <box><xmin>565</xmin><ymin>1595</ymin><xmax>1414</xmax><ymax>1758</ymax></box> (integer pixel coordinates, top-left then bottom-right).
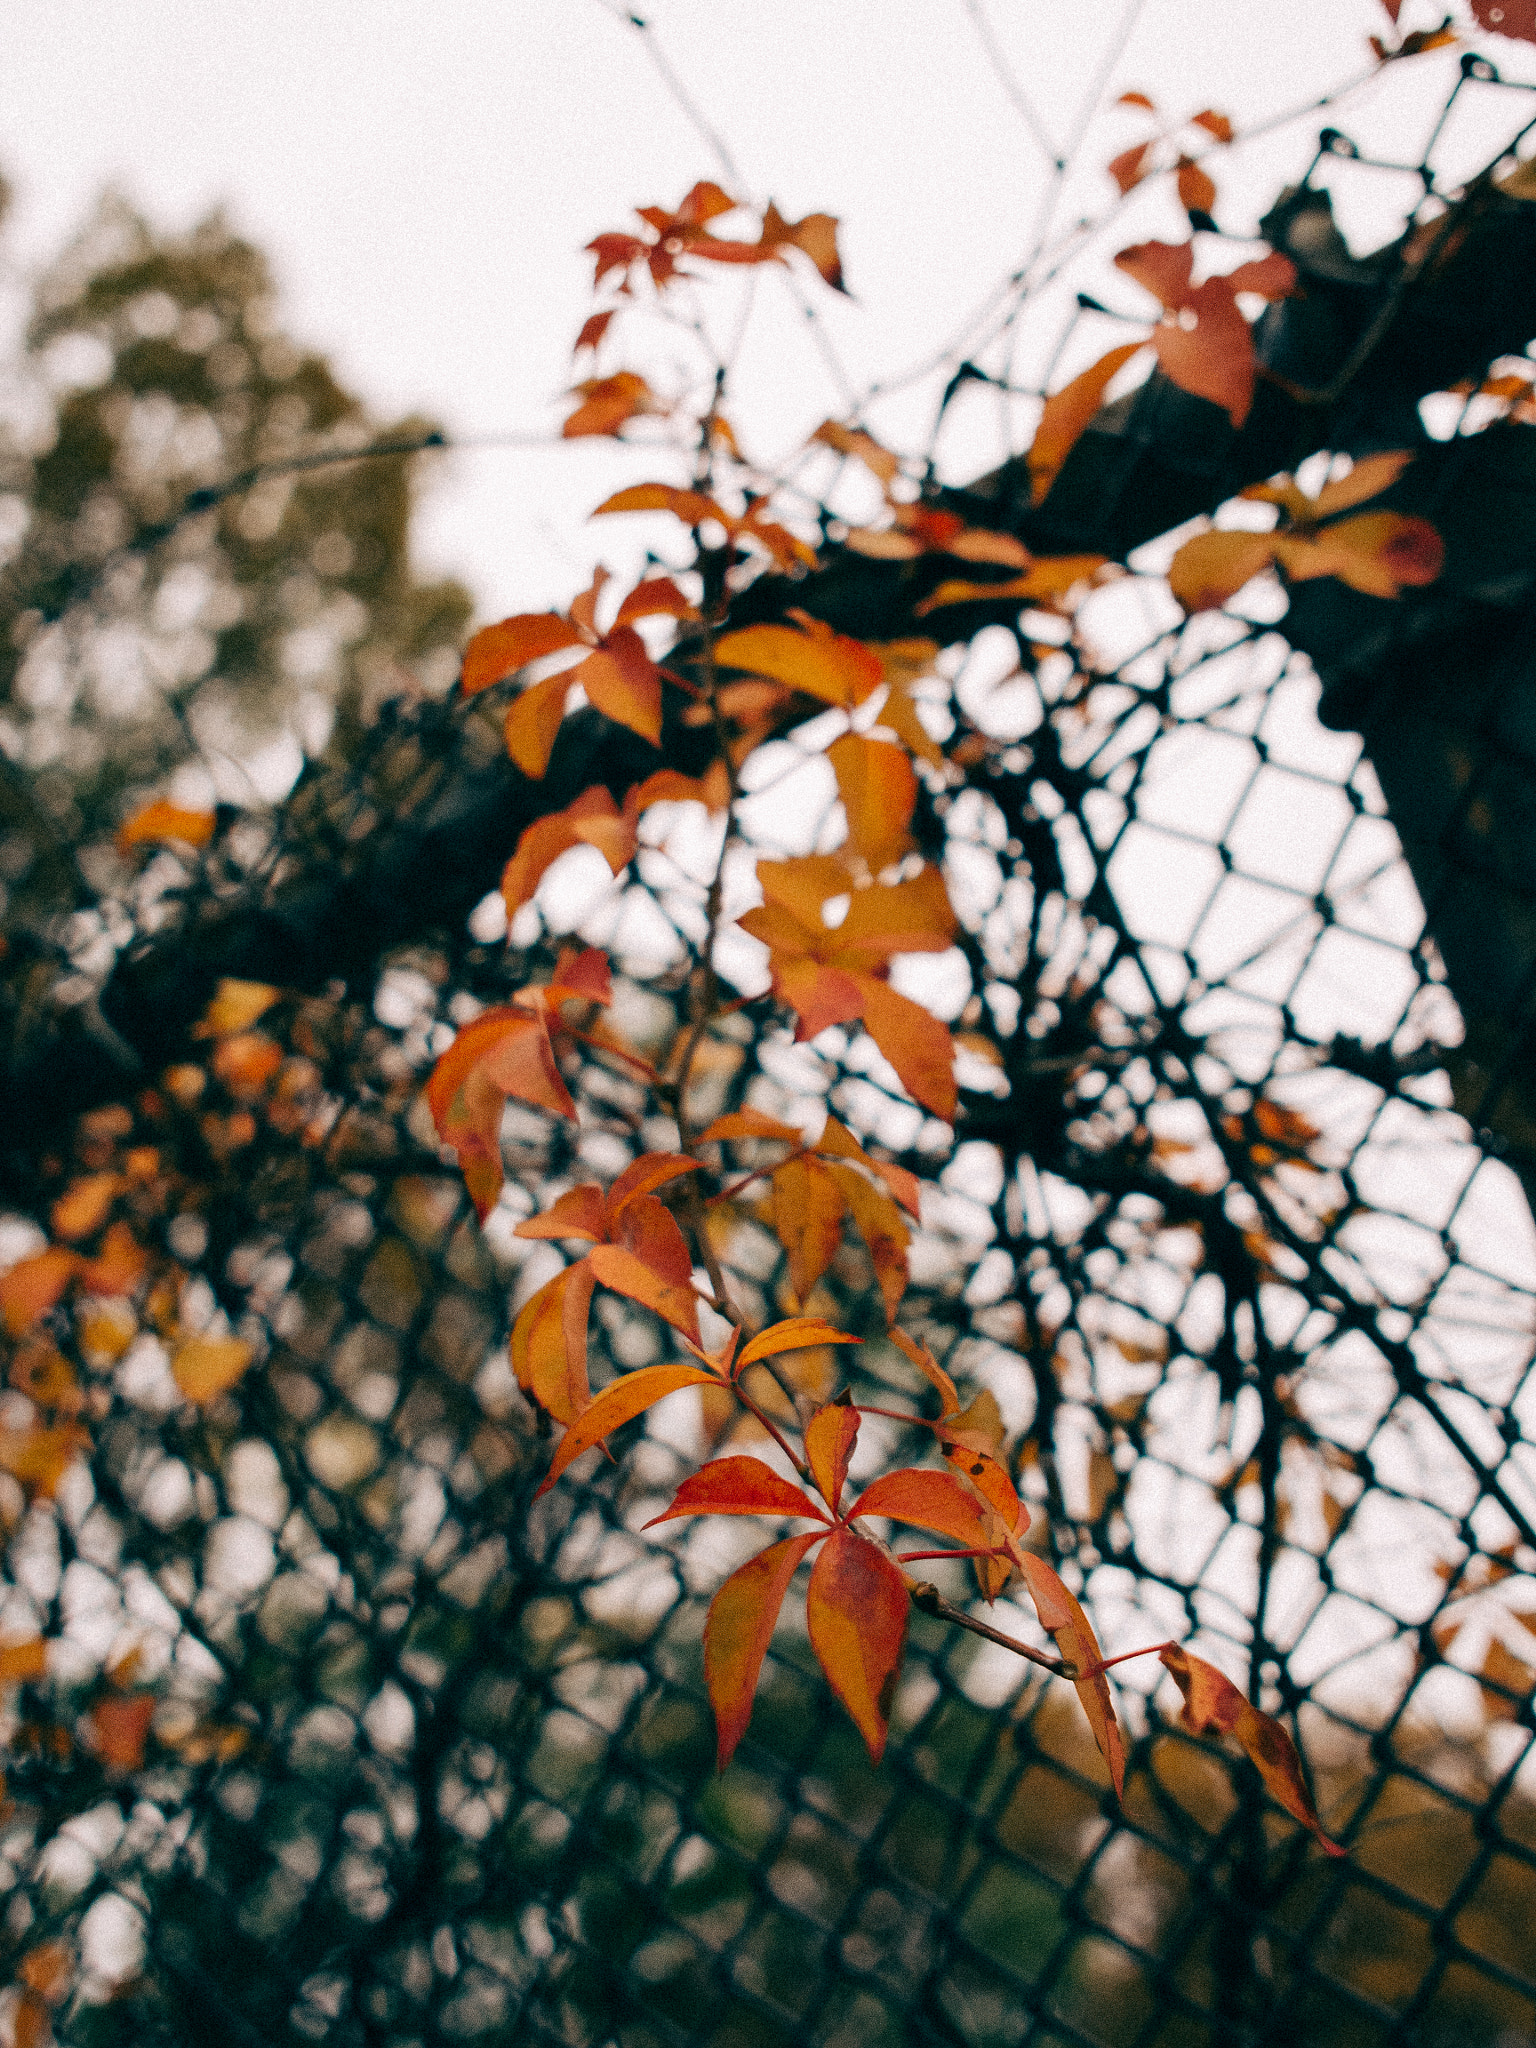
<box><xmin>4</xmin><ymin>22</ymin><xmax>1536</xmax><ymax>2048</ymax></box>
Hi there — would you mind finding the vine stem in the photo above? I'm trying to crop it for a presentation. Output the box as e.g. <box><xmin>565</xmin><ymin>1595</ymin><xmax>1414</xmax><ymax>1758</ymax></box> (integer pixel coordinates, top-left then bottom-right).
<box><xmin>906</xmin><ymin>1581</ymin><xmax>1067</xmax><ymax>1675</ymax></box>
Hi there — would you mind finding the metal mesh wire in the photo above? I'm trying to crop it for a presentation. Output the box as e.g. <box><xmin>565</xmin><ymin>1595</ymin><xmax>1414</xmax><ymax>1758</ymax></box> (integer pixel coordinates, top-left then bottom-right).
<box><xmin>2</xmin><ymin>592</ymin><xmax>1535</xmax><ymax>2048</ymax></box>
<box><xmin>5</xmin><ymin>31</ymin><xmax>1536</xmax><ymax>2048</ymax></box>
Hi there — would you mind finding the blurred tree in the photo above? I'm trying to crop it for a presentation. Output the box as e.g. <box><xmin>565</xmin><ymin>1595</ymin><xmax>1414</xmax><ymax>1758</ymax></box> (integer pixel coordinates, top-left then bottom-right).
<box><xmin>0</xmin><ymin>177</ymin><xmax>470</xmax><ymax>925</ymax></box>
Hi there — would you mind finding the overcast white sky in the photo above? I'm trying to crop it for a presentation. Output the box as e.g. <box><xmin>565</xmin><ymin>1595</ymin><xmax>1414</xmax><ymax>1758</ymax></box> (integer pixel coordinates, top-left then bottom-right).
<box><xmin>2</xmin><ymin>2</ymin><xmax>1533</xmax><ymax>619</ymax></box>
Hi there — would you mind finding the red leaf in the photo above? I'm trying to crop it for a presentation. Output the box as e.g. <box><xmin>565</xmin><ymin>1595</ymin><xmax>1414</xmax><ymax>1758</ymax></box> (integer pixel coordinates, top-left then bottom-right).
<box><xmin>645</xmin><ymin>1455</ymin><xmax>829</xmax><ymax>1526</ymax></box>
<box><xmin>1017</xmin><ymin>1553</ymin><xmax>1126</xmax><ymax>1796</ymax></box>
<box><xmin>574</xmin><ymin>310</ymin><xmax>616</xmax><ymax>355</ymax></box>
<box><xmin>806</xmin><ymin>1528</ymin><xmax>910</xmax><ymax>1761</ymax></box>
<box><xmin>805</xmin><ymin>1400</ymin><xmax>860</xmax><ymax>1515</ymax></box>
<box><xmin>537</xmin><ymin>1361</ymin><xmax>720</xmax><ymax>1495</ymax></box>
<box><xmin>850</xmin><ymin>1468</ymin><xmax>996</xmax><ymax>1549</ymax></box>
<box><xmin>1177</xmin><ymin>156</ymin><xmax>1218</xmax><ymax>217</ymax></box>
<box><xmin>1160</xmin><ymin>1644</ymin><xmax>1344</xmax><ymax>1854</ymax></box>
<box><xmin>705</xmin><ymin>1531</ymin><xmax>824</xmax><ymax>1767</ymax></box>
<box><xmin>426</xmin><ymin>1005</ymin><xmax>576</xmax><ymax>1217</ymax></box>
<box><xmin>1471</xmin><ymin>0</ymin><xmax>1536</xmax><ymax>39</ymax></box>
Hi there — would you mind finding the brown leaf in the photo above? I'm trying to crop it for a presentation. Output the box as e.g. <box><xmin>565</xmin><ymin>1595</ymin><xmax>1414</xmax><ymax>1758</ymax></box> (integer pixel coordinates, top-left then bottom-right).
<box><xmin>1160</xmin><ymin>1643</ymin><xmax>1344</xmax><ymax>1853</ymax></box>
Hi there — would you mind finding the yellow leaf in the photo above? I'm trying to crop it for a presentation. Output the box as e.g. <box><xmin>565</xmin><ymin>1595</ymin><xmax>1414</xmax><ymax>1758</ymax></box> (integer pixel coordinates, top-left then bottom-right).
<box><xmin>172</xmin><ymin>1333</ymin><xmax>255</xmax><ymax>1404</ymax></box>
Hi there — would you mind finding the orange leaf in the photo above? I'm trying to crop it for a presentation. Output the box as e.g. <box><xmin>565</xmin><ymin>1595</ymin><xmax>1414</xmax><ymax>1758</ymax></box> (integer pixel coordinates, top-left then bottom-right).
<box><xmin>50</xmin><ymin>1174</ymin><xmax>120</xmax><ymax>1244</ymax></box>
<box><xmin>1108</xmin><ymin>141</ymin><xmax>1153</xmax><ymax>195</ymax></box>
<box><xmin>537</xmin><ymin>1361</ymin><xmax>721</xmax><ymax>1495</ymax></box>
<box><xmin>915</xmin><ymin>557</ymin><xmax>1105</xmax><ymax>614</ymax></box>
<box><xmin>515</xmin><ymin>1185</ymin><xmax>609</xmax><ymax>1243</ymax></box>
<box><xmin>211</xmin><ymin>1031</ymin><xmax>284</xmax><ymax>1099</ymax></box>
<box><xmin>1302</xmin><ymin>450</ymin><xmax>1416</xmax><ymax>520</ymax></box>
<box><xmin>572</xmin><ymin>627</ymin><xmax>663</xmax><ymax>746</ymax></box>
<box><xmin>1190</xmin><ymin>109</ymin><xmax>1234</xmax><ymax>143</ymax></box>
<box><xmin>1029</xmin><ymin>342</ymin><xmax>1147</xmax><ymax>505</ymax></box>
<box><xmin>888</xmin><ymin>1326</ymin><xmax>960</xmax><ymax>1414</ymax></box>
<box><xmin>1159</xmin><ymin>1643</ymin><xmax>1344</xmax><ymax>1854</ymax></box>
<box><xmin>1017</xmin><ymin>1553</ymin><xmax>1126</xmax><ymax>1796</ymax></box>
<box><xmin>1177</xmin><ymin>156</ymin><xmax>1217</xmax><ymax>216</ymax></box>
<box><xmin>1118</xmin><ymin>89</ymin><xmax>1157</xmax><ymax>109</ymax></box>
<box><xmin>737</xmin><ymin>1317</ymin><xmax>861</xmax><ymax>1369</ymax></box>
<box><xmin>805</xmin><ymin>1400</ymin><xmax>859</xmax><ymax>1515</ymax></box>
<box><xmin>851</xmin><ymin>975</ymin><xmax>957</xmax><ymax>1123</ymax></box>
<box><xmin>17</xmin><ymin>1944</ymin><xmax>69</xmax><ymax>2007</ymax></box>
<box><xmin>593</xmin><ymin>482</ymin><xmax>723</xmax><ymax>528</ymax></box>
<box><xmin>705</xmin><ymin>1531</ymin><xmax>824</xmax><ymax>1767</ymax></box>
<box><xmin>756</xmin><ymin>201</ymin><xmax>846</xmax><ymax>292</ymax></box>
<box><xmin>629</xmin><ymin>761</ymin><xmax>731</xmax><ymax>813</ymax></box>
<box><xmin>116</xmin><ymin>801</ymin><xmax>214</xmax><ymax>855</ymax></box>
<box><xmin>613</xmin><ymin>575</ymin><xmax>699</xmax><ymax>627</ymax></box>
<box><xmin>1273</xmin><ymin>512</ymin><xmax>1443</xmax><ymax>597</ymax></box>
<box><xmin>713</xmin><ymin>617</ymin><xmax>883</xmax><ymax>709</ymax></box>
<box><xmin>645</xmin><ymin>1455</ymin><xmax>829</xmax><ymax>1526</ymax></box>
<box><xmin>461</xmin><ymin>614</ymin><xmax>583</xmax><ymax>696</ymax></box>
<box><xmin>501</xmin><ymin>787</ymin><xmax>637</xmax><ymax>916</ymax></box>
<box><xmin>504</xmin><ymin>670</ymin><xmax>574</xmax><ymax>778</ymax></box>
<box><xmin>564</xmin><ymin>370</ymin><xmax>659</xmax><ymax>439</ymax></box>
<box><xmin>772</xmin><ymin>1154</ymin><xmax>846</xmax><ymax>1304</ymax></box>
<box><xmin>510</xmin><ymin>1262</ymin><xmax>594</xmax><ymax>1425</ymax></box>
<box><xmin>426</xmin><ymin>1005</ymin><xmax>578</xmax><ymax>1219</ymax></box>
<box><xmin>815</xmin><ymin>1117</ymin><xmax>921</xmax><ymax>1218</ymax></box>
<box><xmin>0</xmin><ymin>1639</ymin><xmax>47</xmax><ymax>1686</ymax></box>
<box><xmin>0</xmin><ymin>1422</ymin><xmax>89</xmax><ymax>1499</ymax></box>
<box><xmin>806</xmin><ymin>1527</ymin><xmax>909</xmax><ymax>1761</ymax></box>
<box><xmin>172</xmin><ymin>1333</ymin><xmax>255</xmax><ymax>1404</ymax></box>
<box><xmin>193</xmin><ymin>977</ymin><xmax>280</xmax><ymax>1038</ymax></box>
<box><xmin>850</xmin><ymin>1467</ymin><xmax>997</xmax><ymax>1549</ymax></box>
<box><xmin>0</xmin><ymin>1249</ymin><xmax>80</xmax><ymax>1335</ymax></box>
<box><xmin>699</xmin><ymin>1109</ymin><xmax>804</xmax><ymax>1145</ymax></box>
<box><xmin>606</xmin><ymin>1152</ymin><xmax>699</xmax><ymax>1219</ymax></box>
<box><xmin>827</xmin><ymin>733</ymin><xmax>915</xmax><ymax>872</ymax></box>
<box><xmin>811</xmin><ymin>419</ymin><xmax>901</xmax><ymax>486</ymax></box>
<box><xmin>79</xmin><ymin>1222</ymin><xmax>146</xmax><ymax>1297</ymax></box>
<box><xmin>588</xmin><ymin>1238</ymin><xmax>701</xmax><ymax>1342</ymax></box>
<box><xmin>1168</xmin><ymin>528</ymin><xmax>1277</xmax><ymax>613</ymax></box>
<box><xmin>825</xmin><ymin>1161</ymin><xmax>909</xmax><ymax>1318</ymax></box>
